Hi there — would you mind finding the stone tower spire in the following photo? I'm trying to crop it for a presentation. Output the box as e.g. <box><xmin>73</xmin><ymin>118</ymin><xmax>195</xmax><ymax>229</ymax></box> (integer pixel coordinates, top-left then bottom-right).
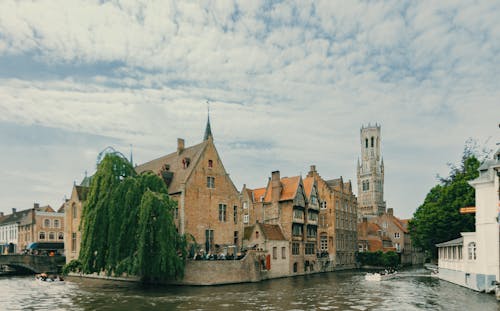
<box><xmin>203</xmin><ymin>101</ymin><xmax>213</xmax><ymax>141</ymax></box>
<box><xmin>357</xmin><ymin>123</ymin><xmax>386</xmax><ymax>217</ymax></box>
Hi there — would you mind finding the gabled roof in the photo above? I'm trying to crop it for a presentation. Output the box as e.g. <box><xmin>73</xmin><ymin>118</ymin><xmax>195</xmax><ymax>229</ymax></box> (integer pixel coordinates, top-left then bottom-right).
<box><xmin>390</xmin><ymin>215</ymin><xmax>408</xmax><ymax>233</ymax></box>
<box><xmin>37</xmin><ymin>205</ymin><xmax>54</xmax><ymax>212</ymax></box>
<box><xmin>326</xmin><ymin>178</ymin><xmax>342</xmax><ymax>190</ymax></box>
<box><xmin>243</xmin><ymin>223</ymin><xmax>286</xmax><ymax>241</ymax></box>
<box><xmin>135</xmin><ymin>140</ymin><xmax>208</xmax><ymax>194</ymax></box>
<box><xmin>278</xmin><ymin>176</ymin><xmax>301</xmax><ymax>201</ymax></box>
<box><xmin>252</xmin><ymin>187</ymin><xmax>267</xmax><ymax>203</ymax></box>
<box><xmin>75</xmin><ymin>185</ymin><xmax>89</xmax><ymax>201</ymax></box>
<box><xmin>303</xmin><ymin>176</ymin><xmax>314</xmax><ymax>199</ymax></box>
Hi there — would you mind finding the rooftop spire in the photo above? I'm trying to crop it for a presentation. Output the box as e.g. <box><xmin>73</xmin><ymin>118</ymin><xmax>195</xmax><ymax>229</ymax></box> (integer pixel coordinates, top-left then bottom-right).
<box><xmin>203</xmin><ymin>100</ymin><xmax>213</xmax><ymax>141</ymax></box>
<box><xmin>129</xmin><ymin>144</ymin><xmax>134</xmax><ymax>166</ymax></box>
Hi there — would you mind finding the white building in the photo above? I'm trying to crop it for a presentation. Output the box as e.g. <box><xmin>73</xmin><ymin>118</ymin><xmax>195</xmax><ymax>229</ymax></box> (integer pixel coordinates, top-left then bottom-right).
<box><xmin>437</xmin><ymin>148</ymin><xmax>500</xmax><ymax>292</ymax></box>
<box><xmin>0</xmin><ymin>208</ymin><xmax>22</xmax><ymax>254</ymax></box>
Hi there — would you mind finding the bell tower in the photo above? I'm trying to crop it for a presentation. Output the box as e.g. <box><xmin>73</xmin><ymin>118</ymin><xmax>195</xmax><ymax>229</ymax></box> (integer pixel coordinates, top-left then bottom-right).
<box><xmin>357</xmin><ymin>123</ymin><xmax>386</xmax><ymax>217</ymax></box>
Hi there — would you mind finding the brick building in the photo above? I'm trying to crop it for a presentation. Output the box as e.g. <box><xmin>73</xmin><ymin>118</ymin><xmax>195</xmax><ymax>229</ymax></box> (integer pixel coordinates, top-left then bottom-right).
<box><xmin>135</xmin><ymin>117</ymin><xmax>242</xmax><ymax>254</ymax></box>
<box><xmin>64</xmin><ymin>183</ymin><xmax>89</xmax><ymax>263</ymax></box>
<box><xmin>244</xmin><ymin>171</ymin><xmax>319</xmax><ymax>274</ymax></box>
<box><xmin>306</xmin><ymin>165</ymin><xmax>358</xmax><ymax>269</ymax></box>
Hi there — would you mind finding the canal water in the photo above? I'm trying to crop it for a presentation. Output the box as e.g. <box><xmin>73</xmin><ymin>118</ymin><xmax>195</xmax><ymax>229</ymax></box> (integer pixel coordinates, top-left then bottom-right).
<box><xmin>0</xmin><ymin>268</ymin><xmax>498</xmax><ymax>310</ymax></box>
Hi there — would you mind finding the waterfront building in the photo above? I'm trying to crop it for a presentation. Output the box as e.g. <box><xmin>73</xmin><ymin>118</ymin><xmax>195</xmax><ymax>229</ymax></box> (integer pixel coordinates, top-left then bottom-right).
<box><xmin>135</xmin><ymin>116</ymin><xmax>242</xmax><ymax>254</ymax></box>
<box><xmin>64</xmin><ymin>183</ymin><xmax>89</xmax><ymax>263</ymax></box>
<box><xmin>244</xmin><ymin>171</ymin><xmax>319</xmax><ymax>274</ymax></box>
<box><xmin>242</xmin><ymin>223</ymin><xmax>289</xmax><ymax>278</ymax></box>
<box><xmin>437</xmin><ymin>148</ymin><xmax>500</xmax><ymax>292</ymax></box>
<box><xmin>369</xmin><ymin>208</ymin><xmax>410</xmax><ymax>264</ymax></box>
<box><xmin>0</xmin><ymin>204</ymin><xmax>64</xmax><ymax>254</ymax></box>
<box><xmin>306</xmin><ymin>165</ymin><xmax>358</xmax><ymax>269</ymax></box>
<box><xmin>357</xmin><ymin>218</ymin><xmax>393</xmax><ymax>252</ymax></box>
<box><xmin>357</xmin><ymin>123</ymin><xmax>386</xmax><ymax>218</ymax></box>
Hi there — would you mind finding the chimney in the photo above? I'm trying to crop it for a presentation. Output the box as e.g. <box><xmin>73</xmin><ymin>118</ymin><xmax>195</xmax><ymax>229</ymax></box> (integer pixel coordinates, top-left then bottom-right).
<box><xmin>387</xmin><ymin>208</ymin><xmax>393</xmax><ymax>216</ymax></box>
<box><xmin>271</xmin><ymin>171</ymin><xmax>282</xmax><ymax>203</ymax></box>
<box><xmin>12</xmin><ymin>208</ymin><xmax>16</xmax><ymax>214</ymax></box>
<box><xmin>34</xmin><ymin>203</ymin><xmax>40</xmax><ymax>210</ymax></box>
<box><xmin>177</xmin><ymin>138</ymin><xmax>185</xmax><ymax>154</ymax></box>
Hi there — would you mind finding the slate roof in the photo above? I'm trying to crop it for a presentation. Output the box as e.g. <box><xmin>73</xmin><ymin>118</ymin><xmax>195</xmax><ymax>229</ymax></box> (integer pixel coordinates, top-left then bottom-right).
<box><xmin>326</xmin><ymin>178</ymin><xmax>342</xmax><ymax>190</ymax></box>
<box><xmin>0</xmin><ymin>208</ymin><xmax>33</xmax><ymax>226</ymax></box>
<box><xmin>303</xmin><ymin>176</ymin><xmax>314</xmax><ymax>199</ymax></box>
<box><xmin>75</xmin><ymin>185</ymin><xmax>89</xmax><ymax>201</ymax></box>
<box><xmin>135</xmin><ymin>140</ymin><xmax>208</xmax><ymax>194</ymax></box>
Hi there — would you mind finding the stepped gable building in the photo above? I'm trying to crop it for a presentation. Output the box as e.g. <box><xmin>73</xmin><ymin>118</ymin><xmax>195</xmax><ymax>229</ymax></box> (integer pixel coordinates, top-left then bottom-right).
<box><xmin>244</xmin><ymin>171</ymin><xmax>319</xmax><ymax>274</ymax></box>
<box><xmin>357</xmin><ymin>123</ymin><xmax>386</xmax><ymax>217</ymax></box>
<box><xmin>135</xmin><ymin>116</ymin><xmax>242</xmax><ymax>254</ymax></box>
<box><xmin>306</xmin><ymin>165</ymin><xmax>358</xmax><ymax>269</ymax></box>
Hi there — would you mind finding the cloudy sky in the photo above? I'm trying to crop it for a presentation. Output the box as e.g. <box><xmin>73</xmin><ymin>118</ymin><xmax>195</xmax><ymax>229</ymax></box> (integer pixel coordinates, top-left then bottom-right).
<box><xmin>0</xmin><ymin>1</ymin><xmax>498</xmax><ymax>218</ymax></box>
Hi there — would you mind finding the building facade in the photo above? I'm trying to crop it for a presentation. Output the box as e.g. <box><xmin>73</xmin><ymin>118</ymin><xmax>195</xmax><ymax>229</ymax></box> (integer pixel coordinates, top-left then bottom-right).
<box><xmin>1</xmin><ymin>204</ymin><xmax>64</xmax><ymax>254</ymax></box>
<box><xmin>134</xmin><ymin>118</ymin><xmax>243</xmax><ymax>254</ymax></box>
<box><xmin>245</xmin><ymin>171</ymin><xmax>319</xmax><ymax>274</ymax></box>
<box><xmin>64</xmin><ymin>185</ymin><xmax>88</xmax><ymax>263</ymax></box>
<box><xmin>437</xmin><ymin>148</ymin><xmax>500</xmax><ymax>292</ymax></box>
<box><xmin>306</xmin><ymin>165</ymin><xmax>358</xmax><ymax>269</ymax></box>
<box><xmin>357</xmin><ymin>123</ymin><xmax>386</xmax><ymax>217</ymax></box>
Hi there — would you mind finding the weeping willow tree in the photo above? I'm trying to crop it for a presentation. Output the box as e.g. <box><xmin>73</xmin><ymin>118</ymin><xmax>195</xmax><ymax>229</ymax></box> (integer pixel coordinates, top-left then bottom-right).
<box><xmin>136</xmin><ymin>190</ymin><xmax>187</xmax><ymax>282</ymax></box>
<box><xmin>79</xmin><ymin>153</ymin><xmax>187</xmax><ymax>281</ymax></box>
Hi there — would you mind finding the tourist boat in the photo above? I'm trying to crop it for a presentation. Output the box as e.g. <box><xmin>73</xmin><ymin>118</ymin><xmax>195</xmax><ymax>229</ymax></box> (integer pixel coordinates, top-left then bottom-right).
<box><xmin>35</xmin><ymin>274</ymin><xmax>65</xmax><ymax>284</ymax></box>
<box><xmin>365</xmin><ymin>271</ymin><xmax>397</xmax><ymax>281</ymax></box>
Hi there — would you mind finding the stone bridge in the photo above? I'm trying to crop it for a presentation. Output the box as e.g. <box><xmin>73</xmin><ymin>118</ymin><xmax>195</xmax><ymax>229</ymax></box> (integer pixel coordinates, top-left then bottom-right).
<box><xmin>0</xmin><ymin>255</ymin><xmax>65</xmax><ymax>273</ymax></box>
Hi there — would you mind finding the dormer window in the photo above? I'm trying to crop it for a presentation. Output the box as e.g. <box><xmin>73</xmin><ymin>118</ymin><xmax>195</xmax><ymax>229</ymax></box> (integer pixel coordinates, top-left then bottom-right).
<box><xmin>208</xmin><ymin>160</ymin><xmax>213</xmax><ymax>168</ymax></box>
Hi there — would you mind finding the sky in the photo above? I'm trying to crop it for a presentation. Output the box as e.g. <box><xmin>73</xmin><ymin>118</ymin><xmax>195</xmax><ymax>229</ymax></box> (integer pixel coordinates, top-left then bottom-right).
<box><xmin>0</xmin><ymin>0</ymin><xmax>498</xmax><ymax>219</ymax></box>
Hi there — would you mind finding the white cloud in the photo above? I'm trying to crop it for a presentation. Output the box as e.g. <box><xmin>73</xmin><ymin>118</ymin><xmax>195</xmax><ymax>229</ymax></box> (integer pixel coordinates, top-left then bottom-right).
<box><xmin>0</xmin><ymin>1</ymin><xmax>498</xmax><ymax>219</ymax></box>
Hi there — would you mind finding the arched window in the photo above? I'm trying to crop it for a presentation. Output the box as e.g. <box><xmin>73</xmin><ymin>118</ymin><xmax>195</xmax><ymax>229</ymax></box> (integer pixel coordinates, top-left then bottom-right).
<box><xmin>72</xmin><ymin>203</ymin><xmax>77</xmax><ymax>219</ymax></box>
<box><xmin>39</xmin><ymin>232</ymin><xmax>45</xmax><ymax>240</ymax></box>
<box><xmin>49</xmin><ymin>232</ymin><xmax>55</xmax><ymax>240</ymax></box>
<box><xmin>208</xmin><ymin>159</ymin><xmax>213</xmax><ymax>168</ymax></box>
<box><xmin>371</xmin><ymin>136</ymin><xmax>374</xmax><ymax>147</ymax></box>
<box><xmin>44</xmin><ymin>219</ymin><xmax>50</xmax><ymax>228</ymax></box>
<box><xmin>365</xmin><ymin>138</ymin><xmax>368</xmax><ymax>148</ymax></box>
<box><xmin>54</xmin><ymin>219</ymin><xmax>59</xmax><ymax>228</ymax></box>
<box><xmin>468</xmin><ymin>242</ymin><xmax>476</xmax><ymax>260</ymax></box>
<box><xmin>58</xmin><ymin>232</ymin><xmax>64</xmax><ymax>240</ymax></box>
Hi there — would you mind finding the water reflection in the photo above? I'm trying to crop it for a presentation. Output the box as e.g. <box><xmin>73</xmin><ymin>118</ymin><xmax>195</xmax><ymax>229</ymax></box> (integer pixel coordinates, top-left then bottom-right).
<box><xmin>0</xmin><ymin>268</ymin><xmax>498</xmax><ymax>311</ymax></box>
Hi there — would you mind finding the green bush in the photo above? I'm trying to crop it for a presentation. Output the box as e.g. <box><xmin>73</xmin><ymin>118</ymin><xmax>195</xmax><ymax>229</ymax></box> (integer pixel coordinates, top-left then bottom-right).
<box><xmin>357</xmin><ymin>251</ymin><xmax>399</xmax><ymax>267</ymax></box>
<box><xmin>62</xmin><ymin>259</ymin><xmax>82</xmax><ymax>275</ymax></box>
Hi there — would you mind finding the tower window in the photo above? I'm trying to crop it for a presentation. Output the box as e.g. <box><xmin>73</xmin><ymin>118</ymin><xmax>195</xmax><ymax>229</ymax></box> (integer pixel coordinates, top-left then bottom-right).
<box><xmin>371</xmin><ymin>137</ymin><xmax>374</xmax><ymax>147</ymax></box>
<box><xmin>365</xmin><ymin>138</ymin><xmax>368</xmax><ymax>148</ymax></box>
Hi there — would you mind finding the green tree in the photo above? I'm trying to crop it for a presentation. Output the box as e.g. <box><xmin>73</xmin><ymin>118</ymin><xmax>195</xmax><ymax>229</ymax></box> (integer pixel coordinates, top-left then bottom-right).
<box><xmin>79</xmin><ymin>153</ymin><xmax>187</xmax><ymax>281</ymax></box>
<box><xmin>409</xmin><ymin>145</ymin><xmax>480</xmax><ymax>259</ymax></box>
<box><xmin>136</xmin><ymin>190</ymin><xmax>187</xmax><ymax>282</ymax></box>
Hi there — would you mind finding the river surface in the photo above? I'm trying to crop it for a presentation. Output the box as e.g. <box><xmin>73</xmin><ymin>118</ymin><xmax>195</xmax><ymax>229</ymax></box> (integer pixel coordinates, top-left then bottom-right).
<box><xmin>0</xmin><ymin>268</ymin><xmax>498</xmax><ymax>311</ymax></box>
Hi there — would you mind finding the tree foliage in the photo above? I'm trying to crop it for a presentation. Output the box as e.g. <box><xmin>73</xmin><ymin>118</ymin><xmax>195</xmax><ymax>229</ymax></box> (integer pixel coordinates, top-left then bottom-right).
<box><xmin>357</xmin><ymin>251</ymin><xmax>399</xmax><ymax>267</ymax></box>
<box><xmin>409</xmin><ymin>143</ymin><xmax>481</xmax><ymax>258</ymax></box>
<box><xmin>79</xmin><ymin>153</ymin><xmax>187</xmax><ymax>281</ymax></box>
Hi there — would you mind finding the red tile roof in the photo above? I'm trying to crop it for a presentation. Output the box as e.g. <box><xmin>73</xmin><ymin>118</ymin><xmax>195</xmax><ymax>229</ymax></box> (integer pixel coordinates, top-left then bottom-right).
<box><xmin>252</xmin><ymin>187</ymin><xmax>266</xmax><ymax>203</ymax></box>
<box><xmin>279</xmin><ymin>176</ymin><xmax>300</xmax><ymax>201</ymax></box>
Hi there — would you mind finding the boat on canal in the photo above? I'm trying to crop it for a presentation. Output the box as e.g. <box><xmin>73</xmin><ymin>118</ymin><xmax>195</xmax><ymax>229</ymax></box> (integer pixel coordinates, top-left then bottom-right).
<box><xmin>365</xmin><ymin>270</ymin><xmax>398</xmax><ymax>281</ymax></box>
<box><xmin>35</xmin><ymin>273</ymin><xmax>65</xmax><ymax>284</ymax></box>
